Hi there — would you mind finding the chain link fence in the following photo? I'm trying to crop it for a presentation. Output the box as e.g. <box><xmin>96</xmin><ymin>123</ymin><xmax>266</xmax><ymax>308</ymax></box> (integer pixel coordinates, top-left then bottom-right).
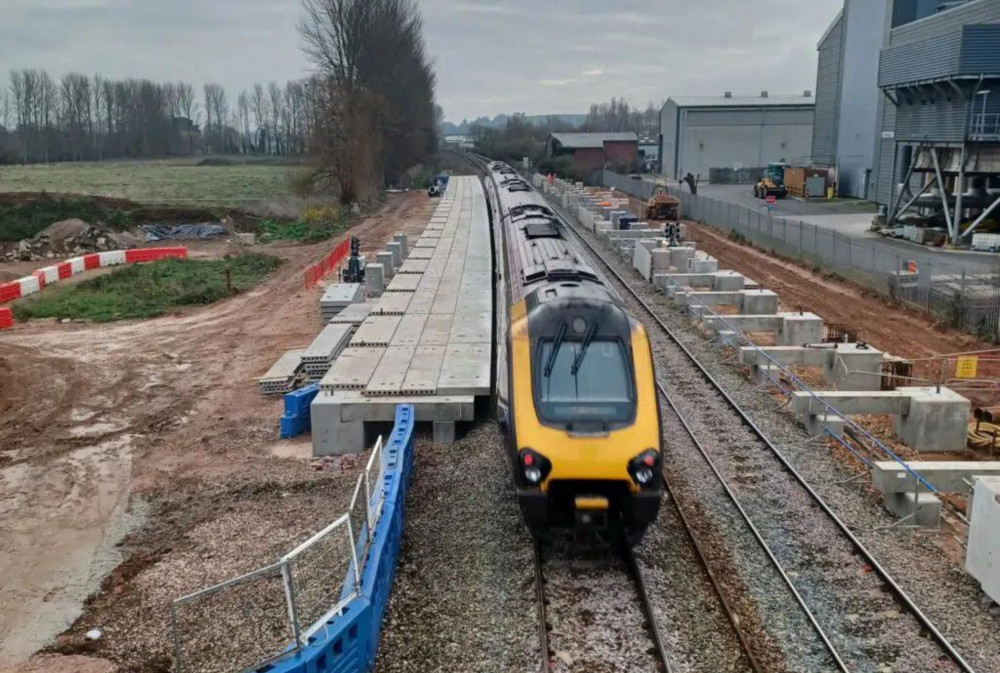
<box><xmin>599</xmin><ymin>171</ymin><xmax>1000</xmax><ymax>343</ymax></box>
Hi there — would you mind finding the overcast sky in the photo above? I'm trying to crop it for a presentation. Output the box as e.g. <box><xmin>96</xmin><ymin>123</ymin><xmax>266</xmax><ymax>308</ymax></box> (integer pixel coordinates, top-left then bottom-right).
<box><xmin>0</xmin><ymin>0</ymin><xmax>843</xmax><ymax>122</ymax></box>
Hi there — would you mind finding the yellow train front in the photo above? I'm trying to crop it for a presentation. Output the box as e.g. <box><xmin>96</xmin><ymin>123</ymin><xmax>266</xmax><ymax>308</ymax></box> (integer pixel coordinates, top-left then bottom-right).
<box><xmin>485</xmin><ymin>161</ymin><xmax>663</xmax><ymax>545</ymax></box>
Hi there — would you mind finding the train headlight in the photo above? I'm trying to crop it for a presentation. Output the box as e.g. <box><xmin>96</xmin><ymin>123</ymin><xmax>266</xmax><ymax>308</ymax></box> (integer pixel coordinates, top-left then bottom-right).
<box><xmin>519</xmin><ymin>448</ymin><xmax>551</xmax><ymax>486</ymax></box>
<box><xmin>628</xmin><ymin>450</ymin><xmax>660</xmax><ymax>488</ymax></box>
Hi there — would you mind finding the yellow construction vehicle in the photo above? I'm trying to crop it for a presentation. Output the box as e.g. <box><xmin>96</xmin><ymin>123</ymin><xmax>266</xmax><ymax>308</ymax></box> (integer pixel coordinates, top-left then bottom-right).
<box><xmin>753</xmin><ymin>162</ymin><xmax>788</xmax><ymax>199</ymax></box>
<box><xmin>645</xmin><ymin>188</ymin><xmax>680</xmax><ymax>221</ymax></box>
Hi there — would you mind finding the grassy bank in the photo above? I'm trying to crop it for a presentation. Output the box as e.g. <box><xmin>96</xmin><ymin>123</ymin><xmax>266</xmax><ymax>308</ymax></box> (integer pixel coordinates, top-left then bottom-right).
<box><xmin>11</xmin><ymin>253</ymin><xmax>283</xmax><ymax>322</ymax></box>
<box><xmin>0</xmin><ymin>195</ymin><xmax>134</xmax><ymax>242</ymax></box>
<box><xmin>0</xmin><ymin>159</ymin><xmax>293</xmax><ymax>208</ymax></box>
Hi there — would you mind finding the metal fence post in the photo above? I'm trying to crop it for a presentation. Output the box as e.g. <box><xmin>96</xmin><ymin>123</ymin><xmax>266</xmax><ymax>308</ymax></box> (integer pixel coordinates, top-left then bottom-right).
<box><xmin>281</xmin><ymin>560</ymin><xmax>303</xmax><ymax>649</ymax></box>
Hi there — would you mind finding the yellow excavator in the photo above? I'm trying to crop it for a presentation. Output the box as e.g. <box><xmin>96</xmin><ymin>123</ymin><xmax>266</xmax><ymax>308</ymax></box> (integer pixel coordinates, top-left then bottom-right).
<box><xmin>753</xmin><ymin>162</ymin><xmax>788</xmax><ymax>199</ymax></box>
<box><xmin>645</xmin><ymin>188</ymin><xmax>680</xmax><ymax>221</ymax></box>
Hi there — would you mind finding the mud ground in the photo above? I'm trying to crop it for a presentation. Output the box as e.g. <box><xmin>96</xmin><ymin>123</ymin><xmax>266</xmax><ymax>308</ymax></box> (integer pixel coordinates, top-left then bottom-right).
<box><xmin>0</xmin><ymin>191</ymin><xmax>434</xmax><ymax>672</ymax></box>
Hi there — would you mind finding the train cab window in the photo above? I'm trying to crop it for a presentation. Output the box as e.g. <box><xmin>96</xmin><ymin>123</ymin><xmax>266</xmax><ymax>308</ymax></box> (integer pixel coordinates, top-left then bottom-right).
<box><xmin>536</xmin><ymin>338</ymin><xmax>635</xmax><ymax>424</ymax></box>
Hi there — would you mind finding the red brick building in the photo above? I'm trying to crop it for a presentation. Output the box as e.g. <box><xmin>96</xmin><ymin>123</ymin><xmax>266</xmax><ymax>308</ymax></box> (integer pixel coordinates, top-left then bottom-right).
<box><xmin>546</xmin><ymin>132</ymin><xmax>639</xmax><ymax>171</ymax></box>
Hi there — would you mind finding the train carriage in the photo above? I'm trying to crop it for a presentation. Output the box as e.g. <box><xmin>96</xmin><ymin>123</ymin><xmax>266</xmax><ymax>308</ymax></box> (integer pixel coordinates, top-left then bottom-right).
<box><xmin>484</xmin><ymin>161</ymin><xmax>663</xmax><ymax>544</ymax></box>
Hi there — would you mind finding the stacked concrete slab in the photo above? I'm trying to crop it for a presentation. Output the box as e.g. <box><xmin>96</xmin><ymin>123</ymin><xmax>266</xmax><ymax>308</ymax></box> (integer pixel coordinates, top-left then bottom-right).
<box><xmin>302</xmin><ymin>323</ymin><xmax>353</xmax><ymax>381</ymax></box>
<box><xmin>258</xmin><ymin>348</ymin><xmax>306</xmax><ymax>395</ymax></box>
<box><xmin>313</xmin><ymin>176</ymin><xmax>492</xmax><ymax>455</ymax></box>
<box><xmin>320</xmin><ymin>283</ymin><xmax>363</xmax><ymax>323</ymax></box>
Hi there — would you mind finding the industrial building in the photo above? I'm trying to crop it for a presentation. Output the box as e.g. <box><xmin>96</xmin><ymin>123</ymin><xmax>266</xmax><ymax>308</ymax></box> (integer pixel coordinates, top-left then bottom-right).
<box><xmin>657</xmin><ymin>93</ymin><xmax>815</xmax><ymax>181</ymax></box>
<box><xmin>546</xmin><ymin>132</ymin><xmax>639</xmax><ymax>171</ymax></box>
<box><xmin>811</xmin><ymin>1</ymin><xmax>888</xmax><ymax>199</ymax></box>
<box><xmin>813</xmin><ymin>0</ymin><xmax>1000</xmax><ymax>244</ymax></box>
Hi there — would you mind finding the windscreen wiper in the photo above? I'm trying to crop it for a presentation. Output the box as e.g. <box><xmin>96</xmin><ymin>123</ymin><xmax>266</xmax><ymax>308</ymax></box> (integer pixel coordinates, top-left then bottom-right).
<box><xmin>544</xmin><ymin>323</ymin><xmax>567</xmax><ymax>377</ymax></box>
<box><xmin>571</xmin><ymin>321</ymin><xmax>599</xmax><ymax>376</ymax></box>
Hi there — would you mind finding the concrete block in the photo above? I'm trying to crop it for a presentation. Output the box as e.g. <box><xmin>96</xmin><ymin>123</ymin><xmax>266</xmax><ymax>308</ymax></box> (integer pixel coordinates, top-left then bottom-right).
<box><xmin>712</xmin><ymin>273</ymin><xmax>747</xmax><ymax>292</ymax></box>
<box><xmin>366</xmin><ymin>263</ymin><xmax>385</xmax><ymax>297</ymax></box>
<box><xmin>688</xmin><ymin>258</ymin><xmax>718</xmax><ymax>274</ymax></box>
<box><xmin>743</xmin><ymin>343</ymin><xmax>882</xmax><ymax>390</ymax></box>
<box><xmin>893</xmin><ymin>386</ymin><xmax>971</xmax><ymax>453</ymax></box>
<box><xmin>386</xmin><ymin>241</ymin><xmax>403</xmax><ymax>267</ymax></box>
<box><xmin>803</xmin><ymin>413</ymin><xmax>846</xmax><ymax>439</ymax></box>
<box><xmin>311</xmin><ymin>392</ymin><xmax>366</xmax><ymax>455</ymax></box>
<box><xmin>742</xmin><ymin>290</ymin><xmax>779</xmax><ymax>315</ymax></box>
<box><xmin>873</xmin><ymin>461</ymin><xmax>1000</xmax><ymax>495</ymax></box>
<box><xmin>393</xmin><ymin>233</ymin><xmax>409</xmax><ymax>259</ymax></box>
<box><xmin>650</xmin><ymin>249</ymin><xmax>672</xmax><ymax>272</ymax></box>
<box><xmin>966</xmin><ymin>477</ymin><xmax>1000</xmax><ymax>601</ymax></box>
<box><xmin>779</xmin><ymin>313</ymin><xmax>825</xmax><ymax>346</ymax></box>
<box><xmin>376</xmin><ymin>251</ymin><xmax>395</xmax><ymax>279</ymax></box>
<box><xmin>669</xmin><ymin>247</ymin><xmax>696</xmax><ymax>270</ymax></box>
<box><xmin>433</xmin><ymin>421</ymin><xmax>458</xmax><ymax>444</ymax></box>
<box><xmin>633</xmin><ymin>241</ymin><xmax>653</xmax><ymax>281</ymax></box>
<box><xmin>717</xmin><ymin>330</ymin><xmax>741</xmax><ymax>348</ymax></box>
<box><xmin>884</xmin><ymin>491</ymin><xmax>941</xmax><ymax>529</ymax></box>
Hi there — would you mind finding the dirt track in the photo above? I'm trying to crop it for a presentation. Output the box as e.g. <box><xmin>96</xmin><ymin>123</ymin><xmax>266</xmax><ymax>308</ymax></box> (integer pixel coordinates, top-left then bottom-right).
<box><xmin>0</xmin><ymin>192</ymin><xmax>434</xmax><ymax>671</ymax></box>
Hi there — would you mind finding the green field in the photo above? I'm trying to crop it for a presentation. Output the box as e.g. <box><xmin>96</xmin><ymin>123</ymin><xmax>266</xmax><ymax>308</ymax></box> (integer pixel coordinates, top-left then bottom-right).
<box><xmin>0</xmin><ymin>158</ymin><xmax>296</xmax><ymax>208</ymax></box>
<box><xmin>11</xmin><ymin>253</ymin><xmax>284</xmax><ymax>322</ymax></box>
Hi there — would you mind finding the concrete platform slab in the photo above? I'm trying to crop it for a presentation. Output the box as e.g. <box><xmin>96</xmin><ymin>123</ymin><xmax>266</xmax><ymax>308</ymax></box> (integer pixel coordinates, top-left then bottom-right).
<box><xmin>350</xmin><ymin>315</ymin><xmax>401</xmax><ymax>347</ymax></box>
<box><xmin>386</xmin><ymin>273</ymin><xmax>421</xmax><ymax>293</ymax></box>
<box><xmin>401</xmin><ymin>345</ymin><xmax>446</xmax><ymax>394</ymax></box>
<box><xmin>390</xmin><ymin>313</ymin><xmax>428</xmax><ymax>347</ymax></box>
<box><xmin>365</xmin><ymin>345</ymin><xmax>415</xmax><ymax>396</ymax></box>
<box><xmin>329</xmin><ymin>302</ymin><xmax>375</xmax><ymax>327</ymax></box>
<box><xmin>420</xmin><ymin>313</ymin><xmax>454</xmax><ymax>345</ymax></box>
<box><xmin>408</xmin><ymin>287</ymin><xmax>438</xmax><ymax>313</ymax></box>
<box><xmin>409</xmin><ymin>248</ymin><xmax>434</xmax><ymax>259</ymax></box>
<box><xmin>303</xmin><ymin>324</ymin><xmax>353</xmax><ymax>363</ymax></box>
<box><xmin>438</xmin><ymin>343</ymin><xmax>490</xmax><ymax>395</ymax></box>
<box><xmin>449</xmin><ymin>311</ymin><xmax>491</xmax><ymax>343</ymax></box>
<box><xmin>373</xmin><ymin>291</ymin><xmax>412</xmax><ymax>315</ymax></box>
<box><xmin>321</xmin><ymin>347</ymin><xmax>385</xmax><ymax>391</ymax></box>
<box><xmin>398</xmin><ymin>258</ymin><xmax>429</xmax><ymax>274</ymax></box>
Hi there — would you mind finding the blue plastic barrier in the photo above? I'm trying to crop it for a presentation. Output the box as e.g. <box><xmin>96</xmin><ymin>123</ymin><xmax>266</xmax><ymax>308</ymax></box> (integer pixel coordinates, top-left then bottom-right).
<box><xmin>280</xmin><ymin>384</ymin><xmax>321</xmax><ymax>439</ymax></box>
<box><xmin>264</xmin><ymin>403</ymin><xmax>415</xmax><ymax>673</ymax></box>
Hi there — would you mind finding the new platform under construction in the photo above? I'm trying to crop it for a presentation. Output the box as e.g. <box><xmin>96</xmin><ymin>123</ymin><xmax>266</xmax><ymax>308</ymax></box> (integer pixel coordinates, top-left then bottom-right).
<box><xmin>312</xmin><ymin>176</ymin><xmax>492</xmax><ymax>454</ymax></box>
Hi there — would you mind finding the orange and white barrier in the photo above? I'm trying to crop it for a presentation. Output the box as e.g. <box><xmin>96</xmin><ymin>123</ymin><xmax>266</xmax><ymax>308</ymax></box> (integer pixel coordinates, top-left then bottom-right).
<box><xmin>0</xmin><ymin>247</ymin><xmax>186</xmax><ymax>329</ymax></box>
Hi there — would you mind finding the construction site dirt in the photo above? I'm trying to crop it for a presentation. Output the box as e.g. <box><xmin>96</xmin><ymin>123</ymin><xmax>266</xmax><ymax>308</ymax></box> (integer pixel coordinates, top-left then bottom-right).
<box><xmin>0</xmin><ymin>191</ymin><xmax>435</xmax><ymax>672</ymax></box>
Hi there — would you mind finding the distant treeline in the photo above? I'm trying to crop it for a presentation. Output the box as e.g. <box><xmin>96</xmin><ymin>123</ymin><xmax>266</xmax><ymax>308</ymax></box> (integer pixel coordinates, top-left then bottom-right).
<box><xmin>0</xmin><ymin>69</ymin><xmax>323</xmax><ymax>164</ymax></box>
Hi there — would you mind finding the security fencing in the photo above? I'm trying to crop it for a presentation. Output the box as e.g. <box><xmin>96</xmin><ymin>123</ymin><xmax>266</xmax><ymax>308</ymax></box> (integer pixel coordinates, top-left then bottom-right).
<box><xmin>600</xmin><ymin>171</ymin><xmax>1000</xmax><ymax>343</ymax></box>
<box><xmin>171</xmin><ymin>437</ymin><xmax>386</xmax><ymax>673</ymax></box>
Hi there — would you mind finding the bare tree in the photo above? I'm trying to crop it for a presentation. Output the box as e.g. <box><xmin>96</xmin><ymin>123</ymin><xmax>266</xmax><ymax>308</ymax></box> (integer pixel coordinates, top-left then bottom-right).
<box><xmin>299</xmin><ymin>0</ymin><xmax>437</xmax><ymax>201</ymax></box>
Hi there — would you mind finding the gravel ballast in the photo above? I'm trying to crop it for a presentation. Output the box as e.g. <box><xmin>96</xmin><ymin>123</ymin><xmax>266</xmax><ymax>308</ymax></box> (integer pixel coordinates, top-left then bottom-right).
<box><xmin>376</xmin><ymin>423</ymin><xmax>537</xmax><ymax>673</ymax></box>
<box><xmin>555</xmin><ymin>201</ymin><xmax>1000</xmax><ymax>673</ymax></box>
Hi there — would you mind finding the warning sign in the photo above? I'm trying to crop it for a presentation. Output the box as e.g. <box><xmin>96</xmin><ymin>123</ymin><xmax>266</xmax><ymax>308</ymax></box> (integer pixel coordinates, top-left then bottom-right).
<box><xmin>956</xmin><ymin>356</ymin><xmax>978</xmax><ymax>379</ymax></box>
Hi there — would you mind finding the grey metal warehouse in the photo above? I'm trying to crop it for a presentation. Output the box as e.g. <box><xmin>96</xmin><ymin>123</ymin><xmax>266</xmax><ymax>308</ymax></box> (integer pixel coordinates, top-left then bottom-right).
<box><xmin>658</xmin><ymin>93</ymin><xmax>815</xmax><ymax>181</ymax></box>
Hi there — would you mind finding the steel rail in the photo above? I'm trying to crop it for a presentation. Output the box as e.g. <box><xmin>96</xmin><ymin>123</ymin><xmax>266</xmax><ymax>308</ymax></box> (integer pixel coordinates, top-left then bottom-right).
<box><xmin>532</xmin><ymin>540</ymin><xmax>550</xmax><ymax>673</ymax></box>
<box><xmin>620</xmin><ymin>544</ymin><xmax>674</xmax><ymax>673</ymax></box>
<box><xmin>553</xmin><ymin>196</ymin><xmax>977</xmax><ymax>673</ymax></box>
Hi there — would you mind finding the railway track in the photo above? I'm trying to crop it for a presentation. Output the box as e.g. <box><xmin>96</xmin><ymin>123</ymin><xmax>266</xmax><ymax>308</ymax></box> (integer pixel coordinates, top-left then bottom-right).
<box><xmin>552</xmin><ymin>195</ymin><xmax>977</xmax><ymax>672</ymax></box>
<box><xmin>533</xmin><ymin>539</ymin><xmax>672</xmax><ymax>673</ymax></box>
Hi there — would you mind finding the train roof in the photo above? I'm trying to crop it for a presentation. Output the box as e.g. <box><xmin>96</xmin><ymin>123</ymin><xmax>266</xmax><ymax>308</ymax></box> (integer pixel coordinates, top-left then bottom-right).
<box><xmin>489</xmin><ymin>164</ymin><xmax>608</xmax><ymax>297</ymax></box>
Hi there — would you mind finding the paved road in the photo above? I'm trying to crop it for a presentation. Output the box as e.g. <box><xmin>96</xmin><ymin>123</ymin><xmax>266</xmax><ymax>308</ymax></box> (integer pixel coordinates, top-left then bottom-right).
<box><xmin>653</xmin><ymin>179</ymin><xmax>1000</xmax><ymax>273</ymax></box>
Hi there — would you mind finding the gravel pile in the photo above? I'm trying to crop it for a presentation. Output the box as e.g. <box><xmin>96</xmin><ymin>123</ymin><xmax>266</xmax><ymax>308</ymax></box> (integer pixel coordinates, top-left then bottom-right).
<box><xmin>541</xmin><ymin>540</ymin><xmax>659</xmax><ymax>673</ymax></box>
<box><xmin>557</xmin><ymin>208</ymin><xmax>1000</xmax><ymax>672</ymax></box>
<box><xmin>376</xmin><ymin>423</ymin><xmax>537</xmax><ymax>673</ymax></box>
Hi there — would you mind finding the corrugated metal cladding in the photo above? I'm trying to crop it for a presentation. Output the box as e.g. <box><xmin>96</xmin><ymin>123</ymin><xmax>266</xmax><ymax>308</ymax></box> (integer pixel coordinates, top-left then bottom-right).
<box><xmin>875</xmin><ymin>103</ymin><xmax>898</xmax><ymax>206</ymax></box>
<box><xmin>812</xmin><ymin>13</ymin><xmax>844</xmax><ymax>165</ymax></box>
<box><xmin>890</xmin><ymin>0</ymin><xmax>1000</xmax><ymax>45</ymax></box>
<box><xmin>960</xmin><ymin>24</ymin><xmax>1000</xmax><ymax>69</ymax></box>
<box><xmin>894</xmin><ymin>97</ymin><xmax>970</xmax><ymax>142</ymax></box>
<box><xmin>659</xmin><ymin>101</ymin><xmax>679</xmax><ymax>178</ymax></box>
<box><xmin>878</xmin><ymin>30</ymin><xmax>963</xmax><ymax>85</ymax></box>
<box><xmin>684</xmin><ymin>108</ymin><xmax>814</xmax><ymax>127</ymax></box>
